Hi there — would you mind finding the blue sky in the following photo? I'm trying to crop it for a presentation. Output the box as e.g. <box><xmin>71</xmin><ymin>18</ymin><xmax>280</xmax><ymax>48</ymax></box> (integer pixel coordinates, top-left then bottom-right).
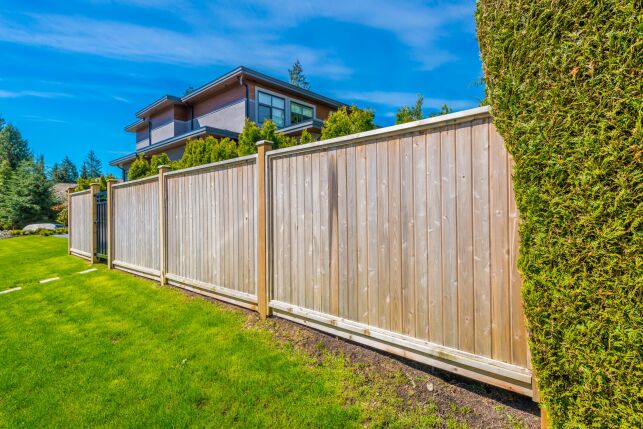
<box><xmin>0</xmin><ymin>0</ymin><xmax>483</xmax><ymax>176</ymax></box>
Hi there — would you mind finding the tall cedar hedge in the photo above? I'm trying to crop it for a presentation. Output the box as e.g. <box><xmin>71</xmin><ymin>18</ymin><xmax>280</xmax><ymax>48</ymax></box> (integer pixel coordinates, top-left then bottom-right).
<box><xmin>476</xmin><ymin>1</ymin><xmax>642</xmax><ymax>426</ymax></box>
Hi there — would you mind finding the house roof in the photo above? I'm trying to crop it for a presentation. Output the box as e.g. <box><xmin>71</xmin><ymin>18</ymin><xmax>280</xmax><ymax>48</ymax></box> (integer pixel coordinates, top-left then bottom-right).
<box><xmin>110</xmin><ymin>126</ymin><xmax>239</xmax><ymax>166</ymax></box>
<box><xmin>129</xmin><ymin>66</ymin><xmax>345</xmax><ymax>126</ymax></box>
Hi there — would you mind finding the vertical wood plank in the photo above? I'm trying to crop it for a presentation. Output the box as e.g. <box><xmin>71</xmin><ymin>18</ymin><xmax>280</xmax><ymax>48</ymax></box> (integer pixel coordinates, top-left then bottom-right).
<box><xmin>489</xmin><ymin>123</ymin><xmax>511</xmax><ymax>363</ymax></box>
<box><xmin>328</xmin><ymin>150</ymin><xmax>340</xmax><ymax>316</ymax></box>
<box><xmin>441</xmin><ymin>125</ymin><xmax>458</xmax><ymax>348</ymax></box>
<box><xmin>413</xmin><ymin>134</ymin><xmax>429</xmax><ymax>340</ymax></box>
<box><xmin>427</xmin><ymin>130</ymin><xmax>444</xmax><ymax>344</ymax></box>
<box><xmin>456</xmin><ymin>123</ymin><xmax>475</xmax><ymax>353</ymax></box>
<box><xmin>377</xmin><ymin>139</ymin><xmax>390</xmax><ymax>330</ymax></box>
<box><xmin>401</xmin><ymin>135</ymin><xmax>416</xmax><ymax>338</ymax></box>
<box><xmin>337</xmin><ymin>147</ymin><xmax>348</xmax><ymax>318</ymax></box>
<box><xmin>297</xmin><ymin>155</ymin><xmax>306</xmax><ymax>307</ymax></box>
<box><xmin>356</xmin><ymin>143</ymin><xmax>369</xmax><ymax>324</ymax></box>
<box><xmin>366</xmin><ymin>142</ymin><xmax>379</xmax><ymax>326</ymax></box>
<box><xmin>472</xmin><ymin>119</ymin><xmax>492</xmax><ymax>357</ymax></box>
<box><xmin>388</xmin><ymin>137</ymin><xmax>403</xmax><ymax>334</ymax></box>
<box><xmin>290</xmin><ymin>155</ymin><xmax>299</xmax><ymax>305</ymax></box>
<box><xmin>304</xmin><ymin>153</ymin><xmax>314</xmax><ymax>309</ymax></box>
<box><xmin>312</xmin><ymin>152</ymin><xmax>322</xmax><ymax>311</ymax></box>
<box><xmin>346</xmin><ymin>145</ymin><xmax>358</xmax><ymax>322</ymax></box>
<box><xmin>320</xmin><ymin>150</ymin><xmax>330</xmax><ymax>314</ymax></box>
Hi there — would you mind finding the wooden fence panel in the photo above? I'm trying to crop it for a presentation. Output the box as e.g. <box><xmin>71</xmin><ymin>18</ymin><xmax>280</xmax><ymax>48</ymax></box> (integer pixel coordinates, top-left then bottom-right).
<box><xmin>112</xmin><ymin>177</ymin><xmax>160</xmax><ymax>279</ymax></box>
<box><xmin>164</xmin><ymin>157</ymin><xmax>258</xmax><ymax>309</ymax></box>
<box><xmin>69</xmin><ymin>190</ymin><xmax>92</xmax><ymax>259</ymax></box>
<box><xmin>67</xmin><ymin>106</ymin><xmax>532</xmax><ymax>398</ymax></box>
<box><xmin>267</xmin><ymin>109</ymin><xmax>532</xmax><ymax>396</ymax></box>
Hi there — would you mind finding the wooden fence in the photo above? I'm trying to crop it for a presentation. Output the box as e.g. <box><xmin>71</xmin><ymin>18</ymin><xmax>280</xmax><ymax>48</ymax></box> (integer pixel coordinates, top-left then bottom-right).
<box><xmin>111</xmin><ymin>176</ymin><xmax>160</xmax><ymax>279</ymax></box>
<box><xmin>68</xmin><ymin>189</ymin><xmax>93</xmax><ymax>260</ymax></box>
<box><xmin>68</xmin><ymin>106</ymin><xmax>534</xmax><ymax>398</ymax></box>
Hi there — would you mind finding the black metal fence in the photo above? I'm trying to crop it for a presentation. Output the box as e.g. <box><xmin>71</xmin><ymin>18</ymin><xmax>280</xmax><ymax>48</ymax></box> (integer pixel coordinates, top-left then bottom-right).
<box><xmin>95</xmin><ymin>191</ymin><xmax>107</xmax><ymax>259</ymax></box>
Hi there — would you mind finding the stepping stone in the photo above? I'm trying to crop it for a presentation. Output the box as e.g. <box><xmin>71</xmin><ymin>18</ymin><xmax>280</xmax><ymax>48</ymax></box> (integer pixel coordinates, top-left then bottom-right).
<box><xmin>39</xmin><ymin>277</ymin><xmax>60</xmax><ymax>284</ymax></box>
<box><xmin>0</xmin><ymin>287</ymin><xmax>21</xmax><ymax>295</ymax></box>
<box><xmin>78</xmin><ymin>268</ymin><xmax>97</xmax><ymax>275</ymax></box>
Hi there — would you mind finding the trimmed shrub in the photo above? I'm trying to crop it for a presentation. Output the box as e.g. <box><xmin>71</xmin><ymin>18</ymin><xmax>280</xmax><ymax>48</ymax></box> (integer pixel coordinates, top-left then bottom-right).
<box><xmin>476</xmin><ymin>1</ymin><xmax>641</xmax><ymax>426</ymax></box>
<box><xmin>211</xmin><ymin>138</ymin><xmax>238</xmax><ymax>162</ymax></box>
<box><xmin>128</xmin><ymin>155</ymin><xmax>152</xmax><ymax>180</ymax></box>
<box><xmin>320</xmin><ymin>105</ymin><xmax>376</xmax><ymax>140</ymax></box>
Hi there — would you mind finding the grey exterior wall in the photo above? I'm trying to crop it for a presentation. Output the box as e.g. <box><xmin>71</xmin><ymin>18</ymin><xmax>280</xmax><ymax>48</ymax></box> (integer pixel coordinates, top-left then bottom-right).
<box><xmin>193</xmin><ymin>99</ymin><xmax>246</xmax><ymax>133</ymax></box>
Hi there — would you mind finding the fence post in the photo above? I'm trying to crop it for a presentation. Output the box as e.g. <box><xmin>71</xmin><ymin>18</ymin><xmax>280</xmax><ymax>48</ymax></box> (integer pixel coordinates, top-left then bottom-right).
<box><xmin>89</xmin><ymin>182</ymin><xmax>101</xmax><ymax>264</ymax></box>
<box><xmin>106</xmin><ymin>179</ymin><xmax>117</xmax><ymax>269</ymax></box>
<box><xmin>256</xmin><ymin>140</ymin><xmax>273</xmax><ymax>320</ymax></box>
<box><xmin>158</xmin><ymin>165</ymin><xmax>170</xmax><ymax>285</ymax></box>
<box><xmin>67</xmin><ymin>188</ymin><xmax>73</xmax><ymax>255</ymax></box>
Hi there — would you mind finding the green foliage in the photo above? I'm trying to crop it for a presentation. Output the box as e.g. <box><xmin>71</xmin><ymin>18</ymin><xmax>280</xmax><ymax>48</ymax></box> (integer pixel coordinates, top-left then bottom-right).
<box><xmin>476</xmin><ymin>1</ymin><xmax>642</xmax><ymax>426</ymax></box>
<box><xmin>320</xmin><ymin>106</ymin><xmax>376</xmax><ymax>140</ymax></box>
<box><xmin>128</xmin><ymin>154</ymin><xmax>152</xmax><ymax>180</ymax></box>
<box><xmin>237</xmin><ymin>119</ymin><xmax>298</xmax><ymax>154</ymax></box>
<box><xmin>0</xmin><ymin>158</ymin><xmax>54</xmax><ymax>229</ymax></box>
<box><xmin>55</xmin><ymin>206</ymin><xmax>68</xmax><ymax>226</ymax></box>
<box><xmin>237</xmin><ymin>119</ymin><xmax>263</xmax><ymax>156</ymax></box>
<box><xmin>75</xmin><ymin>175</ymin><xmax>116</xmax><ymax>191</ymax></box>
<box><xmin>395</xmin><ymin>94</ymin><xmax>424</xmax><ymax>124</ymax></box>
<box><xmin>9</xmin><ymin>229</ymin><xmax>22</xmax><ymax>236</ymax></box>
<box><xmin>428</xmin><ymin>104</ymin><xmax>452</xmax><ymax>118</ymax></box>
<box><xmin>211</xmin><ymin>138</ymin><xmax>238</xmax><ymax>162</ymax></box>
<box><xmin>80</xmin><ymin>150</ymin><xmax>102</xmax><ymax>178</ymax></box>
<box><xmin>50</xmin><ymin>156</ymin><xmax>78</xmax><ymax>183</ymax></box>
<box><xmin>299</xmin><ymin>129</ymin><xmax>315</xmax><ymax>144</ymax></box>
<box><xmin>0</xmin><ymin>116</ymin><xmax>31</xmax><ymax>169</ymax></box>
<box><xmin>288</xmin><ymin>59</ymin><xmax>310</xmax><ymax>90</ymax></box>
<box><xmin>150</xmin><ymin>153</ymin><xmax>171</xmax><ymax>171</ymax></box>
<box><xmin>178</xmin><ymin>137</ymin><xmax>215</xmax><ymax>169</ymax></box>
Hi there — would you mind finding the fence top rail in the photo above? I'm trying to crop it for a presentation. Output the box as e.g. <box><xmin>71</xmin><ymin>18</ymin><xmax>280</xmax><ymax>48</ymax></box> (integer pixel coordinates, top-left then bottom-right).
<box><xmin>70</xmin><ymin>189</ymin><xmax>91</xmax><ymax>197</ymax></box>
<box><xmin>112</xmin><ymin>174</ymin><xmax>159</xmax><ymax>189</ymax></box>
<box><xmin>266</xmin><ymin>105</ymin><xmax>491</xmax><ymax>159</ymax></box>
<box><xmin>164</xmin><ymin>154</ymin><xmax>257</xmax><ymax>178</ymax></box>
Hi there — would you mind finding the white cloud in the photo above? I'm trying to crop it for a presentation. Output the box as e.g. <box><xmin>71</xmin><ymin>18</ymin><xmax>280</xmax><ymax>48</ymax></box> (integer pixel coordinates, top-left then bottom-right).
<box><xmin>337</xmin><ymin>90</ymin><xmax>475</xmax><ymax>110</ymax></box>
<box><xmin>211</xmin><ymin>0</ymin><xmax>474</xmax><ymax>70</ymax></box>
<box><xmin>0</xmin><ymin>89</ymin><xmax>72</xmax><ymax>98</ymax></box>
<box><xmin>0</xmin><ymin>13</ymin><xmax>351</xmax><ymax>79</ymax></box>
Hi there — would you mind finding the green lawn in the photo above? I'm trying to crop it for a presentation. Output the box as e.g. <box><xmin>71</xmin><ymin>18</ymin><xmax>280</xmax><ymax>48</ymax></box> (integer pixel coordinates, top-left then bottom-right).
<box><xmin>0</xmin><ymin>237</ymin><xmax>445</xmax><ymax>428</ymax></box>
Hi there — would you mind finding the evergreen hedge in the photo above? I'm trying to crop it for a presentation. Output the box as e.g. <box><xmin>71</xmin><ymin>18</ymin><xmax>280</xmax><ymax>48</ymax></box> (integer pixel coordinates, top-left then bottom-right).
<box><xmin>476</xmin><ymin>1</ymin><xmax>641</xmax><ymax>426</ymax></box>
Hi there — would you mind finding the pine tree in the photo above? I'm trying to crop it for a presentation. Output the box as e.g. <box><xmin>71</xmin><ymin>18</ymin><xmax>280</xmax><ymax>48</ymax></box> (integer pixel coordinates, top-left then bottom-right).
<box><xmin>81</xmin><ymin>150</ymin><xmax>102</xmax><ymax>178</ymax></box>
<box><xmin>0</xmin><ymin>116</ymin><xmax>32</xmax><ymax>169</ymax></box>
<box><xmin>288</xmin><ymin>60</ymin><xmax>310</xmax><ymax>90</ymax></box>
<box><xmin>52</xmin><ymin>156</ymin><xmax>79</xmax><ymax>182</ymax></box>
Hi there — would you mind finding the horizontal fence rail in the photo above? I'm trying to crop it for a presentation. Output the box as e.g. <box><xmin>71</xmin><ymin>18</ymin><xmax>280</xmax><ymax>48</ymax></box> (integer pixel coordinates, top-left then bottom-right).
<box><xmin>68</xmin><ymin>106</ymin><xmax>534</xmax><ymax>398</ymax></box>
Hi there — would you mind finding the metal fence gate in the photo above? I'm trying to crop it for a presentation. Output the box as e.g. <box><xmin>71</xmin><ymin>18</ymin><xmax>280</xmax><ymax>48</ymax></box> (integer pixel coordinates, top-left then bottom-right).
<box><xmin>95</xmin><ymin>191</ymin><xmax>107</xmax><ymax>259</ymax></box>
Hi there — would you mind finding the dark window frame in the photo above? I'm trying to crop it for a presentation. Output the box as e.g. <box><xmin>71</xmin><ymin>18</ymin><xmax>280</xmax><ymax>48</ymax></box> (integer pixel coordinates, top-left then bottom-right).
<box><xmin>257</xmin><ymin>91</ymin><xmax>285</xmax><ymax>127</ymax></box>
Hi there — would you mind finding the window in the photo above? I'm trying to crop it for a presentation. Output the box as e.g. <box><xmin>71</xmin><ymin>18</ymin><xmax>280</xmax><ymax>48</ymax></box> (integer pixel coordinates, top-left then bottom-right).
<box><xmin>257</xmin><ymin>91</ymin><xmax>285</xmax><ymax>127</ymax></box>
<box><xmin>291</xmin><ymin>101</ymin><xmax>313</xmax><ymax>124</ymax></box>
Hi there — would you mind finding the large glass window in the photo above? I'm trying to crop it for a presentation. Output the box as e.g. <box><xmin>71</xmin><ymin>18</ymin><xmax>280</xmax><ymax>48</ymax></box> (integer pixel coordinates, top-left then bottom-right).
<box><xmin>257</xmin><ymin>91</ymin><xmax>285</xmax><ymax>127</ymax></box>
<box><xmin>291</xmin><ymin>101</ymin><xmax>314</xmax><ymax>124</ymax></box>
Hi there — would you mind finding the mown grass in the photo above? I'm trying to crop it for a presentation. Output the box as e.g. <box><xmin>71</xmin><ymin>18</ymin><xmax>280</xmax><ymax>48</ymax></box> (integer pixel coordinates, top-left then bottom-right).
<box><xmin>0</xmin><ymin>237</ymin><xmax>449</xmax><ymax>428</ymax></box>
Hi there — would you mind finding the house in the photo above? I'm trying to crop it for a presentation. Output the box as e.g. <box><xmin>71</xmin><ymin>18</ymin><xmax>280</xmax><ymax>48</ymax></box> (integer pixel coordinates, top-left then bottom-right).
<box><xmin>109</xmin><ymin>66</ymin><xmax>345</xmax><ymax>179</ymax></box>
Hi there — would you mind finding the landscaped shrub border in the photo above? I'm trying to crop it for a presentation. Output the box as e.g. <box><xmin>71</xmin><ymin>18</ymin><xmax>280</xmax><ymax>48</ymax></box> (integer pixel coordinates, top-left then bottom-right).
<box><xmin>476</xmin><ymin>1</ymin><xmax>642</xmax><ymax>426</ymax></box>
